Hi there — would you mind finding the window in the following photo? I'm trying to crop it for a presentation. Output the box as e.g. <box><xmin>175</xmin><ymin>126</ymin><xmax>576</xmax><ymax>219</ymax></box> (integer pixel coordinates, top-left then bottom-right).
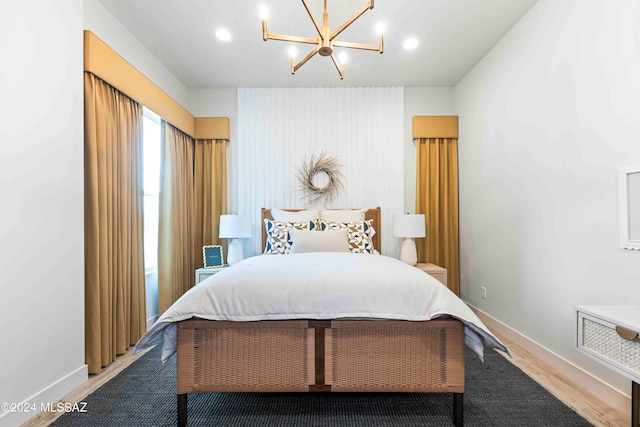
<box><xmin>143</xmin><ymin>108</ymin><xmax>161</xmax><ymax>272</ymax></box>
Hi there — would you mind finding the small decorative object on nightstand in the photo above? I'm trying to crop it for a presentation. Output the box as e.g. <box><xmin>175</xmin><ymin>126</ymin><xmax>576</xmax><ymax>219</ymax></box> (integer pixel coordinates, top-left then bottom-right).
<box><xmin>195</xmin><ymin>267</ymin><xmax>228</xmax><ymax>285</ymax></box>
<box><xmin>202</xmin><ymin>245</ymin><xmax>224</xmax><ymax>268</ymax></box>
<box><xmin>219</xmin><ymin>214</ymin><xmax>252</xmax><ymax>265</ymax></box>
<box><xmin>392</xmin><ymin>213</ymin><xmax>426</xmax><ymax>265</ymax></box>
<box><xmin>415</xmin><ymin>263</ymin><xmax>447</xmax><ymax>286</ymax></box>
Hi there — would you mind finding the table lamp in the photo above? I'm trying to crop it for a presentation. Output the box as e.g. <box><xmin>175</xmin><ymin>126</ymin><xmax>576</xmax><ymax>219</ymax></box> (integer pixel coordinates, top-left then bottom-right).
<box><xmin>392</xmin><ymin>214</ymin><xmax>426</xmax><ymax>265</ymax></box>
<box><xmin>219</xmin><ymin>215</ymin><xmax>251</xmax><ymax>265</ymax></box>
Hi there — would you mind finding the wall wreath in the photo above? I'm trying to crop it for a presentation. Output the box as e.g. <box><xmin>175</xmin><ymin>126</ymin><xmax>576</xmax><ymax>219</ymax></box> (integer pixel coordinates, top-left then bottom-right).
<box><xmin>297</xmin><ymin>152</ymin><xmax>345</xmax><ymax>205</ymax></box>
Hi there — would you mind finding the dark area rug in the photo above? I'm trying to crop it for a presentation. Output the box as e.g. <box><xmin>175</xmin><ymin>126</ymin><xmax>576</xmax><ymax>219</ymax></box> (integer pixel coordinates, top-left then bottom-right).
<box><xmin>51</xmin><ymin>346</ymin><xmax>591</xmax><ymax>426</ymax></box>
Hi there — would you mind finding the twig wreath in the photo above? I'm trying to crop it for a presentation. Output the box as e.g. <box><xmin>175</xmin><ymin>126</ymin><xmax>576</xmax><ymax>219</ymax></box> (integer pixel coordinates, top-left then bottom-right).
<box><xmin>297</xmin><ymin>152</ymin><xmax>345</xmax><ymax>204</ymax></box>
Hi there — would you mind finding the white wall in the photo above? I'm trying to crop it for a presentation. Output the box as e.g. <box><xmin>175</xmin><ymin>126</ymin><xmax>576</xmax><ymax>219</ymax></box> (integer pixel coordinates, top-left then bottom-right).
<box><xmin>187</xmin><ymin>88</ymin><xmax>237</xmax><ymax>122</ymax></box>
<box><xmin>0</xmin><ymin>1</ymin><xmax>86</xmax><ymax>426</ymax></box>
<box><xmin>237</xmin><ymin>88</ymin><xmax>405</xmax><ymax>257</ymax></box>
<box><xmin>454</xmin><ymin>0</ymin><xmax>640</xmax><ymax>396</ymax></box>
<box><xmin>84</xmin><ymin>0</ymin><xmax>189</xmax><ymax>111</ymax></box>
<box><xmin>403</xmin><ymin>87</ymin><xmax>456</xmax><ymax>213</ymax></box>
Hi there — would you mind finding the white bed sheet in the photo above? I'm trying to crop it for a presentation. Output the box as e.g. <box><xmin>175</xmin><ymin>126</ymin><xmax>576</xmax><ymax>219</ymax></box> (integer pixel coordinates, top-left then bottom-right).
<box><xmin>135</xmin><ymin>253</ymin><xmax>509</xmax><ymax>362</ymax></box>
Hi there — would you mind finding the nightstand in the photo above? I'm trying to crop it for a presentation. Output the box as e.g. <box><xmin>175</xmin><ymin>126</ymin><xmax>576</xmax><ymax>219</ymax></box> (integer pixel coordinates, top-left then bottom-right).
<box><xmin>415</xmin><ymin>263</ymin><xmax>447</xmax><ymax>286</ymax></box>
<box><xmin>195</xmin><ymin>266</ymin><xmax>228</xmax><ymax>284</ymax></box>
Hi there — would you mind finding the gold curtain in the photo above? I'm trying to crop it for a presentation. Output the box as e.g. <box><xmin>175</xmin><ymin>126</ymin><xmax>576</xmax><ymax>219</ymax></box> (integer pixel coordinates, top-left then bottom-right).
<box><xmin>415</xmin><ymin>137</ymin><xmax>460</xmax><ymax>296</ymax></box>
<box><xmin>193</xmin><ymin>139</ymin><xmax>228</xmax><ymax>261</ymax></box>
<box><xmin>157</xmin><ymin>125</ymin><xmax>229</xmax><ymax>315</ymax></box>
<box><xmin>84</xmin><ymin>72</ymin><xmax>146</xmax><ymax>374</ymax></box>
<box><xmin>158</xmin><ymin>122</ymin><xmax>195</xmax><ymax>315</ymax></box>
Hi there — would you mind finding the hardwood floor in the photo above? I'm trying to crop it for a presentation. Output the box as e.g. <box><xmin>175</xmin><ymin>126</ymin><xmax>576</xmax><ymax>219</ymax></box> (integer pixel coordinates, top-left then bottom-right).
<box><xmin>493</xmin><ymin>330</ymin><xmax>630</xmax><ymax>427</ymax></box>
<box><xmin>20</xmin><ymin>333</ymin><xmax>630</xmax><ymax>427</ymax></box>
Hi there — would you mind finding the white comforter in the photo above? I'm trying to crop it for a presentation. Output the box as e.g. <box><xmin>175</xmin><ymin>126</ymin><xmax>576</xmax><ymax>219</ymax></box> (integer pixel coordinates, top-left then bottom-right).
<box><xmin>135</xmin><ymin>253</ymin><xmax>508</xmax><ymax>362</ymax></box>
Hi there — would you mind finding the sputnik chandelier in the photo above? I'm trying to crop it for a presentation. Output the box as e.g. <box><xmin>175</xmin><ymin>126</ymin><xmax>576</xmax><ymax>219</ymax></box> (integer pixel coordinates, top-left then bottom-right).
<box><xmin>261</xmin><ymin>0</ymin><xmax>384</xmax><ymax>79</ymax></box>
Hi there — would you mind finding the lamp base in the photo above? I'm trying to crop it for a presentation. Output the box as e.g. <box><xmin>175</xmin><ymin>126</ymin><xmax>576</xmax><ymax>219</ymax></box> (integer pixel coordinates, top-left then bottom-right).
<box><xmin>227</xmin><ymin>239</ymin><xmax>244</xmax><ymax>265</ymax></box>
<box><xmin>399</xmin><ymin>238</ymin><xmax>418</xmax><ymax>265</ymax></box>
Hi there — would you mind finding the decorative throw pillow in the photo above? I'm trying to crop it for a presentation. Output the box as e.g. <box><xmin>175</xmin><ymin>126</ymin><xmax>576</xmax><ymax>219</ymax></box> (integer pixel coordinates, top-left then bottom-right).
<box><xmin>289</xmin><ymin>229</ymin><xmax>349</xmax><ymax>254</ymax></box>
<box><xmin>319</xmin><ymin>208</ymin><xmax>366</xmax><ymax>223</ymax></box>
<box><xmin>271</xmin><ymin>209</ymin><xmax>320</xmax><ymax>223</ymax></box>
<box><xmin>319</xmin><ymin>220</ymin><xmax>376</xmax><ymax>254</ymax></box>
<box><xmin>264</xmin><ymin>219</ymin><xmax>317</xmax><ymax>254</ymax></box>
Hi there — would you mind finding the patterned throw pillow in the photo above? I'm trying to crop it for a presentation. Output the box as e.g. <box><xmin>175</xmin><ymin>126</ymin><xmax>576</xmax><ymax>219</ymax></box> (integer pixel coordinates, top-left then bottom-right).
<box><xmin>271</xmin><ymin>209</ymin><xmax>320</xmax><ymax>223</ymax></box>
<box><xmin>319</xmin><ymin>220</ymin><xmax>376</xmax><ymax>254</ymax></box>
<box><xmin>319</xmin><ymin>209</ymin><xmax>366</xmax><ymax>223</ymax></box>
<box><xmin>264</xmin><ymin>219</ymin><xmax>318</xmax><ymax>254</ymax></box>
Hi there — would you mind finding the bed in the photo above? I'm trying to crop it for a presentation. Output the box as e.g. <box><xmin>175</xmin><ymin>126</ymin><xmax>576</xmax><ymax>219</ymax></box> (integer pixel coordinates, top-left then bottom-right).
<box><xmin>135</xmin><ymin>208</ymin><xmax>507</xmax><ymax>427</ymax></box>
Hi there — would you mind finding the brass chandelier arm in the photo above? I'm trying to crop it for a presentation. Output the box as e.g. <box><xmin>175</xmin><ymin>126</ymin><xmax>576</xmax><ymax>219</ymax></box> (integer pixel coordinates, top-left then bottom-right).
<box><xmin>329</xmin><ymin>53</ymin><xmax>345</xmax><ymax>80</ymax></box>
<box><xmin>265</xmin><ymin>32</ymin><xmax>319</xmax><ymax>45</ymax></box>
<box><xmin>263</xmin><ymin>18</ymin><xmax>318</xmax><ymax>44</ymax></box>
<box><xmin>332</xmin><ymin>36</ymin><xmax>384</xmax><ymax>53</ymax></box>
<box><xmin>292</xmin><ymin>48</ymin><xmax>320</xmax><ymax>74</ymax></box>
<box><xmin>330</xmin><ymin>0</ymin><xmax>374</xmax><ymax>41</ymax></box>
<box><xmin>301</xmin><ymin>0</ymin><xmax>323</xmax><ymax>38</ymax></box>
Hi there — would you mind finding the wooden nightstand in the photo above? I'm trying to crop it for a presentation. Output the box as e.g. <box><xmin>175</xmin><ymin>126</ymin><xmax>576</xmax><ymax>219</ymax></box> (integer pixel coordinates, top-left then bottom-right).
<box><xmin>415</xmin><ymin>263</ymin><xmax>447</xmax><ymax>286</ymax></box>
<box><xmin>195</xmin><ymin>266</ymin><xmax>228</xmax><ymax>284</ymax></box>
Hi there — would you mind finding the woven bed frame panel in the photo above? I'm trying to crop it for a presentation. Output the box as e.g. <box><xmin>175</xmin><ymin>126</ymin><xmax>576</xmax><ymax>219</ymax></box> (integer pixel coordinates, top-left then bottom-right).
<box><xmin>177</xmin><ymin>318</ymin><xmax>464</xmax><ymax>394</ymax></box>
<box><xmin>326</xmin><ymin>320</ymin><xmax>464</xmax><ymax>392</ymax></box>
<box><xmin>177</xmin><ymin>320</ymin><xmax>314</xmax><ymax>393</ymax></box>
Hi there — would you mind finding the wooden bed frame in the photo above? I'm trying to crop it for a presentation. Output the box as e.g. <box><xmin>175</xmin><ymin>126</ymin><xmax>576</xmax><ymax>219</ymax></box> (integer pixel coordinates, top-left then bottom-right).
<box><xmin>176</xmin><ymin>208</ymin><xmax>465</xmax><ymax>426</ymax></box>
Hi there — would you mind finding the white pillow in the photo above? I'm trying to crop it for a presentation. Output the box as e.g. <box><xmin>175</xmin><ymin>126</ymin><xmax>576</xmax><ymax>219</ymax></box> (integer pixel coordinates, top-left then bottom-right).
<box><xmin>320</xmin><ymin>209</ymin><xmax>366</xmax><ymax>223</ymax></box>
<box><xmin>319</xmin><ymin>220</ymin><xmax>377</xmax><ymax>254</ymax></box>
<box><xmin>289</xmin><ymin>229</ymin><xmax>349</xmax><ymax>253</ymax></box>
<box><xmin>272</xmin><ymin>209</ymin><xmax>320</xmax><ymax>223</ymax></box>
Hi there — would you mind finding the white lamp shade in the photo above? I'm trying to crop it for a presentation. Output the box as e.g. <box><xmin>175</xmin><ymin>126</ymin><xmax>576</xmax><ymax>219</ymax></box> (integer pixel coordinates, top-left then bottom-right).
<box><xmin>219</xmin><ymin>215</ymin><xmax>251</xmax><ymax>238</ymax></box>
<box><xmin>392</xmin><ymin>214</ymin><xmax>426</xmax><ymax>238</ymax></box>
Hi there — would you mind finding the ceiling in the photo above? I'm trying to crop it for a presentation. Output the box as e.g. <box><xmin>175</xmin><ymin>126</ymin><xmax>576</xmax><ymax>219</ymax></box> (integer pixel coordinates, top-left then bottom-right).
<box><xmin>96</xmin><ymin>0</ymin><xmax>537</xmax><ymax>88</ymax></box>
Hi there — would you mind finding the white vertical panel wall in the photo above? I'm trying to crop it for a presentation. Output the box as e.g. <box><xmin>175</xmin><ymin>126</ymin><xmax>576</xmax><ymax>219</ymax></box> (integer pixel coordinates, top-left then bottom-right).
<box><xmin>237</xmin><ymin>87</ymin><xmax>404</xmax><ymax>257</ymax></box>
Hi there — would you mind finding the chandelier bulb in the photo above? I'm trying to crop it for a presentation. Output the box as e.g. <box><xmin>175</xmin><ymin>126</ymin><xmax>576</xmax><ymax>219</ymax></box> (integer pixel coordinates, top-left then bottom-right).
<box><xmin>259</xmin><ymin>5</ymin><xmax>268</xmax><ymax>20</ymax></box>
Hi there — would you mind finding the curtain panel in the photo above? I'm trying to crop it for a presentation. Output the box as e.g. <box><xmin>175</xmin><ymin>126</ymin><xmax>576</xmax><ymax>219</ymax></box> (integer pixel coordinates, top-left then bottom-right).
<box><xmin>158</xmin><ymin>124</ymin><xmax>228</xmax><ymax>315</ymax></box>
<box><xmin>415</xmin><ymin>137</ymin><xmax>460</xmax><ymax>296</ymax></box>
<box><xmin>158</xmin><ymin>122</ymin><xmax>195</xmax><ymax>315</ymax></box>
<box><xmin>193</xmin><ymin>139</ymin><xmax>228</xmax><ymax>264</ymax></box>
<box><xmin>84</xmin><ymin>72</ymin><xmax>146</xmax><ymax>374</ymax></box>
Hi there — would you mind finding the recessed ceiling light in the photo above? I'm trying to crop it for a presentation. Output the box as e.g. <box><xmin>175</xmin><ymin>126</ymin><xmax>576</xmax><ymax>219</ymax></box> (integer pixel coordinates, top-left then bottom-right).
<box><xmin>216</xmin><ymin>29</ymin><xmax>232</xmax><ymax>42</ymax></box>
<box><xmin>403</xmin><ymin>37</ymin><xmax>419</xmax><ymax>50</ymax></box>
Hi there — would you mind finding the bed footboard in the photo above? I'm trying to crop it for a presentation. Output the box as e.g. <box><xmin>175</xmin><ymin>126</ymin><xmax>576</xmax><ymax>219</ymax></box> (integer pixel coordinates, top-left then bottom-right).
<box><xmin>176</xmin><ymin>318</ymin><xmax>465</xmax><ymax>426</ymax></box>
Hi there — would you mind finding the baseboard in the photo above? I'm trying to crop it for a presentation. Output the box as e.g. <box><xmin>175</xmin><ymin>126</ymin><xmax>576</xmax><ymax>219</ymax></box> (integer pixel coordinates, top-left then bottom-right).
<box><xmin>0</xmin><ymin>364</ymin><xmax>88</xmax><ymax>427</ymax></box>
<box><xmin>147</xmin><ymin>314</ymin><xmax>158</xmax><ymax>331</ymax></box>
<box><xmin>468</xmin><ymin>304</ymin><xmax>631</xmax><ymax>415</ymax></box>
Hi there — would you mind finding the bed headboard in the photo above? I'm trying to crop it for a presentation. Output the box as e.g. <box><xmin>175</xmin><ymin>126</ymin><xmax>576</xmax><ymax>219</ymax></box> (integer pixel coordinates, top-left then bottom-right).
<box><xmin>261</xmin><ymin>208</ymin><xmax>382</xmax><ymax>253</ymax></box>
